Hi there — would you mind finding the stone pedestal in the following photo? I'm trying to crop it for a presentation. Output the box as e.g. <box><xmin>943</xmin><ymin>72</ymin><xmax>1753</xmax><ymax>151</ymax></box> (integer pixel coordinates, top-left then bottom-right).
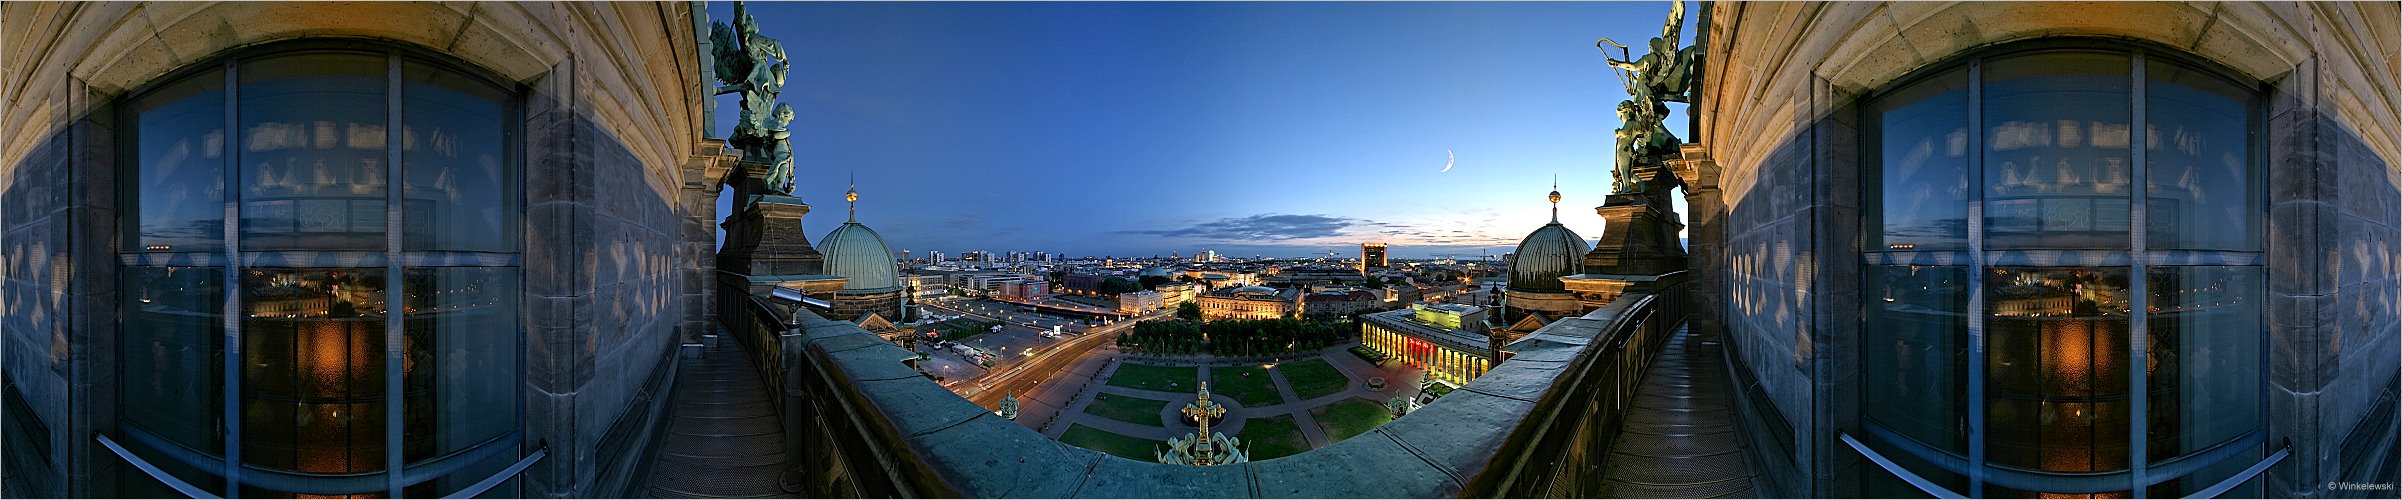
<box><xmin>717</xmin><ymin>160</ymin><xmax>826</xmax><ymax>278</ymax></box>
<box><xmin>1583</xmin><ymin>164</ymin><xmax>1688</xmax><ymax>276</ymax></box>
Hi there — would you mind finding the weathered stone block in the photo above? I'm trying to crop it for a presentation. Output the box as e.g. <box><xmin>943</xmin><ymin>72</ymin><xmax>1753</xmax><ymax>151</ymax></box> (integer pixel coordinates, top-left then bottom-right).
<box><xmin>1248</xmin><ymin>431</ymin><xmax>1458</xmax><ymax>497</ymax></box>
<box><xmin>1071</xmin><ymin>453</ymin><xmax>1252</xmax><ymax>498</ymax></box>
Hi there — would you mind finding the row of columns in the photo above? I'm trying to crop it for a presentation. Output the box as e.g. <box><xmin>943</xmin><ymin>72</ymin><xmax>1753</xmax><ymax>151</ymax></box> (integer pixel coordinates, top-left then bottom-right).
<box><xmin>1362</xmin><ymin>322</ymin><xmax>1491</xmax><ymax>386</ymax></box>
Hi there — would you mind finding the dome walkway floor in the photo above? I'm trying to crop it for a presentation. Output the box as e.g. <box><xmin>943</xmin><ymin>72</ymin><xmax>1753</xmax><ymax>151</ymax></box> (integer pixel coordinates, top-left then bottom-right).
<box><xmin>1597</xmin><ymin>325</ymin><xmax>1762</xmax><ymax>499</ymax></box>
<box><xmin>637</xmin><ymin>332</ymin><xmax>798</xmax><ymax>498</ymax></box>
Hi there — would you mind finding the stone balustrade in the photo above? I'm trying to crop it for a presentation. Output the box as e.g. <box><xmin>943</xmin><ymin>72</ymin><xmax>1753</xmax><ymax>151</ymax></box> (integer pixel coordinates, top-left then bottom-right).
<box><xmin>746</xmin><ymin>272</ymin><xmax>1690</xmax><ymax>497</ymax></box>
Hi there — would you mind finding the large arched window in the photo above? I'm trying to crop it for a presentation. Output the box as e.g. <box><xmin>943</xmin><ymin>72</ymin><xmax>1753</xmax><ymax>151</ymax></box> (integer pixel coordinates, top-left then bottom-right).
<box><xmin>1859</xmin><ymin>42</ymin><xmax>2265</xmax><ymax>498</ymax></box>
<box><xmin>113</xmin><ymin>43</ymin><xmax>523</xmax><ymax>498</ymax></box>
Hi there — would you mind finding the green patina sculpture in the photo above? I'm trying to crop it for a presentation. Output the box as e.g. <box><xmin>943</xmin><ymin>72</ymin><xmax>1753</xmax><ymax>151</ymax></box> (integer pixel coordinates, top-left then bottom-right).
<box><xmin>1158</xmin><ymin>382</ymin><xmax>1248</xmax><ymax>466</ymax></box>
<box><xmin>712</xmin><ymin>1</ymin><xmax>797</xmax><ymax>195</ymax></box>
<box><xmin>1599</xmin><ymin>0</ymin><xmax>1698</xmax><ymax>194</ymax></box>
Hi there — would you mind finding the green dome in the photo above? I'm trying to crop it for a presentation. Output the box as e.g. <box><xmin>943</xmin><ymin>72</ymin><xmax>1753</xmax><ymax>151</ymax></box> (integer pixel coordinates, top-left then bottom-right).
<box><xmin>1508</xmin><ymin>222</ymin><xmax>1588</xmax><ymax>293</ymax></box>
<box><xmin>820</xmin><ymin>221</ymin><xmax>901</xmax><ymax>293</ymax></box>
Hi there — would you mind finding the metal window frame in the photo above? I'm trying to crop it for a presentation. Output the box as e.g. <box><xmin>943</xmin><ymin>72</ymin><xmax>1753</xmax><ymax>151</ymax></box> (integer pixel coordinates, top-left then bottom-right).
<box><xmin>1856</xmin><ymin>39</ymin><xmax>2271</xmax><ymax>497</ymax></box>
<box><xmin>110</xmin><ymin>39</ymin><xmax>532</xmax><ymax>499</ymax></box>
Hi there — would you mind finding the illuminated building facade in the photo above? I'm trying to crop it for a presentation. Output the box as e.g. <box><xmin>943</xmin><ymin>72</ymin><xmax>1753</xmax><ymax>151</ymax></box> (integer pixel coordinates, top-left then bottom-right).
<box><xmin>1361</xmin><ymin>303</ymin><xmax>1494</xmax><ymax>387</ymax></box>
<box><xmin>1360</xmin><ymin>242</ymin><xmax>1388</xmax><ymax>272</ymax></box>
<box><xmin>1197</xmin><ymin>286</ymin><xmax>1298</xmax><ymax>321</ymax></box>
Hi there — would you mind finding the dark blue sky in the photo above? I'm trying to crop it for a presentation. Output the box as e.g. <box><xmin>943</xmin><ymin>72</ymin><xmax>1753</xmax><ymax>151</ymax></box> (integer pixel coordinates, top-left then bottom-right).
<box><xmin>710</xmin><ymin>1</ymin><xmax>1690</xmax><ymax>259</ymax></box>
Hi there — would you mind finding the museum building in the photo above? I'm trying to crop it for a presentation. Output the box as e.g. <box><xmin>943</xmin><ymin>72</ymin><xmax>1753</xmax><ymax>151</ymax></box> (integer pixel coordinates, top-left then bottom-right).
<box><xmin>1677</xmin><ymin>2</ymin><xmax>2400</xmax><ymax>497</ymax></box>
<box><xmin>1</xmin><ymin>2</ymin><xmax>729</xmax><ymax>498</ymax></box>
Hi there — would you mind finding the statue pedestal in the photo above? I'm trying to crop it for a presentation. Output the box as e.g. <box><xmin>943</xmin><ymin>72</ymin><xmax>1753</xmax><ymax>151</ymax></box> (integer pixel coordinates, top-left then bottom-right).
<box><xmin>1584</xmin><ymin>165</ymin><xmax>1687</xmax><ymax>276</ymax></box>
<box><xmin>1562</xmin><ymin>164</ymin><xmax>1688</xmax><ymax>307</ymax></box>
<box><xmin>716</xmin><ymin>160</ymin><xmax>841</xmax><ymax>297</ymax></box>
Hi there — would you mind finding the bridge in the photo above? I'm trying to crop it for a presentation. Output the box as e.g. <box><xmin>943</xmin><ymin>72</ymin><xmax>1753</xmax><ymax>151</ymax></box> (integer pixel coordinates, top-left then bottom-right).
<box><xmin>645</xmin><ymin>270</ymin><xmax>1766</xmax><ymax>497</ymax></box>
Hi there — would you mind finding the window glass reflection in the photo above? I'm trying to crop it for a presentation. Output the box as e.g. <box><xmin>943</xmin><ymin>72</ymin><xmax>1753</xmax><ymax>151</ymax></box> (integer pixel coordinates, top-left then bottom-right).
<box><xmin>1982</xmin><ymin>52</ymin><xmax>2133</xmax><ymax>250</ymax></box>
<box><xmin>402</xmin><ymin>61</ymin><xmax>516</xmax><ymax>252</ymax></box>
<box><xmin>238</xmin><ymin>53</ymin><xmax>388</xmax><ymax>251</ymax></box>
<box><xmin>118</xmin><ymin>267</ymin><xmax>225</xmax><ymax>472</ymax></box>
<box><xmin>1984</xmin><ymin>267</ymin><xmax>2131</xmax><ymax>481</ymax></box>
<box><xmin>401</xmin><ymin>267</ymin><xmax>520</xmax><ymax>497</ymax></box>
<box><xmin>239</xmin><ymin>268</ymin><xmax>386</xmax><ymax>475</ymax></box>
<box><xmin>1862</xmin><ymin>265</ymin><xmax>1969</xmax><ymax>493</ymax></box>
<box><xmin>127</xmin><ymin>69</ymin><xmax>228</xmax><ymax>252</ymax></box>
<box><xmin>2145</xmin><ymin>62</ymin><xmax>2258</xmax><ymax>251</ymax></box>
<box><xmin>1872</xmin><ymin>69</ymin><xmax>1971</xmax><ymax>251</ymax></box>
<box><xmin>2145</xmin><ymin>267</ymin><xmax>2262</xmax><ymax>497</ymax></box>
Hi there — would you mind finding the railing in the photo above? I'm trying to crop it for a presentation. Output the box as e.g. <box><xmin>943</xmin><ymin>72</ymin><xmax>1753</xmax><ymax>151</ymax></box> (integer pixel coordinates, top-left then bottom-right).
<box><xmin>757</xmin><ymin>270</ymin><xmax>1693</xmax><ymax>497</ymax></box>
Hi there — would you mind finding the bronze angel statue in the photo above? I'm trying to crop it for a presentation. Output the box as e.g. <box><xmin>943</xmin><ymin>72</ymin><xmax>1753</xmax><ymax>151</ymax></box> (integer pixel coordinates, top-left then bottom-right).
<box><xmin>1598</xmin><ymin>0</ymin><xmax>1698</xmax><ymax>194</ymax></box>
<box><xmin>712</xmin><ymin>2</ymin><xmax>797</xmax><ymax>195</ymax></box>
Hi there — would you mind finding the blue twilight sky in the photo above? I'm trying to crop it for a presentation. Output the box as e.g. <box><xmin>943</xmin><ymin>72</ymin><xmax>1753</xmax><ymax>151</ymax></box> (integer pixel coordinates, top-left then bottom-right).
<box><xmin>710</xmin><ymin>1</ymin><xmax>1690</xmax><ymax>260</ymax></box>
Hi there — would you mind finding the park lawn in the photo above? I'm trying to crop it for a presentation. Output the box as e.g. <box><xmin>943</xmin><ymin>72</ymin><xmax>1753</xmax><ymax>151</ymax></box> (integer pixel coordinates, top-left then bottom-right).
<box><xmin>1060</xmin><ymin>424</ymin><xmax>1162</xmax><ymax>461</ymax></box>
<box><xmin>1278</xmin><ymin>359</ymin><xmax>1350</xmax><ymax>400</ymax></box>
<box><xmin>1210</xmin><ymin>365</ymin><xmax>1284</xmax><ymax>406</ymax></box>
<box><xmin>1234</xmin><ymin>414</ymin><xmax>1310</xmax><ymax>460</ymax></box>
<box><xmin>1056</xmin><ymin>295</ymin><xmax>1119</xmax><ymax>309</ymax></box>
<box><xmin>1082</xmin><ymin>393</ymin><xmax>1169</xmax><ymax>427</ymax></box>
<box><xmin>1311</xmin><ymin>398</ymin><xmax>1393</xmax><ymax>443</ymax></box>
<box><xmin>1106</xmin><ymin>363</ymin><xmax>1197</xmax><ymax>393</ymax></box>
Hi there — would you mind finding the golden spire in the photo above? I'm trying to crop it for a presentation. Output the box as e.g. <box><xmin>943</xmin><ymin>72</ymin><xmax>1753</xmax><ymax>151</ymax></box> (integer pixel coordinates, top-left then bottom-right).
<box><xmin>846</xmin><ymin>173</ymin><xmax>859</xmax><ymax>222</ymax></box>
<box><xmin>1548</xmin><ymin>175</ymin><xmax>1562</xmax><ymax>223</ymax></box>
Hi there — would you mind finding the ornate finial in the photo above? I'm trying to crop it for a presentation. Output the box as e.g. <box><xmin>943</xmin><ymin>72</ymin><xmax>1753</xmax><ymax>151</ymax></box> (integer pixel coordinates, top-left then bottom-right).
<box><xmin>1548</xmin><ymin>175</ymin><xmax>1562</xmax><ymax>223</ymax></box>
<box><xmin>846</xmin><ymin>173</ymin><xmax>859</xmax><ymax>222</ymax></box>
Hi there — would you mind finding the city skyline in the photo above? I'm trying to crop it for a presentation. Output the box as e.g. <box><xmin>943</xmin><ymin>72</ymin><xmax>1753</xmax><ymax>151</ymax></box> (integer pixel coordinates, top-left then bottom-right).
<box><xmin>708</xmin><ymin>1</ymin><xmax>1692</xmax><ymax>259</ymax></box>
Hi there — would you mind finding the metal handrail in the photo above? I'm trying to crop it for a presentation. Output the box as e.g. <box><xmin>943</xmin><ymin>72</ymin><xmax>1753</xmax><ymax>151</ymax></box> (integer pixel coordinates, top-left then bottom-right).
<box><xmin>98</xmin><ymin>430</ymin><xmax>545</xmax><ymax>498</ymax></box>
<box><xmin>95</xmin><ymin>433</ymin><xmax>219</xmax><ymax>499</ymax></box>
<box><xmin>441</xmin><ymin>445</ymin><xmax>547</xmax><ymax>499</ymax></box>
<box><xmin>1847</xmin><ymin>426</ymin><xmax>2289</xmax><ymax>497</ymax></box>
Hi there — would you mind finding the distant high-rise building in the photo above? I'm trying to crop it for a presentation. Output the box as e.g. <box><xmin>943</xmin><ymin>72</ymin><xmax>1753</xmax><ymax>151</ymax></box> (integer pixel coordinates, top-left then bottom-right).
<box><xmin>1361</xmin><ymin>243</ymin><xmax>1388</xmax><ymax>272</ymax></box>
<box><xmin>928</xmin><ymin>250</ymin><xmax>946</xmax><ymax>263</ymax></box>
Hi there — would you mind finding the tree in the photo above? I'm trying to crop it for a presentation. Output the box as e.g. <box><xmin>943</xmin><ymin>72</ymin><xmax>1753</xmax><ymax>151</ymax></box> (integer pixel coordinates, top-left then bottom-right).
<box><xmin>1364</xmin><ymin>275</ymin><xmax>1386</xmax><ymax>288</ymax></box>
<box><xmin>1101</xmin><ymin>277</ymin><xmax>1142</xmax><ymax>295</ymax></box>
<box><xmin>1139</xmin><ymin>275</ymin><xmax>1171</xmax><ymax>289</ymax></box>
<box><xmin>1176</xmin><ymin>301</ymin><xmax>1203</xmax><ymax>321</ymax></box>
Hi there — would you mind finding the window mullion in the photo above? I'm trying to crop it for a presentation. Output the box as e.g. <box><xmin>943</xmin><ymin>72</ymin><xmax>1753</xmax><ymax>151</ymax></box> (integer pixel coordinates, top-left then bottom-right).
<box><xmin>220</xmin><ymin>57</ymin><xmax>244</xmax><ymax>500</ymax></box>
<box><xmin>2127</xmin><ymin>50</ymin><xmax>2151</xmax><ymax>497</ymax></box>
<box><xmin>1964</xmin><ymin>58</ymin><xmax>1987</xmax><ymax>499</ymax></box>
<box><xmin>383</xmin><ymin>51</ymin><xmax>406</xmax><ymax>500</ymax></box>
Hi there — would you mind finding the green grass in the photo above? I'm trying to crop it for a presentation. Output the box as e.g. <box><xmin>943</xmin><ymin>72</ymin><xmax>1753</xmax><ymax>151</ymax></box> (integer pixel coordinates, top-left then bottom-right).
<box><xmin>1210</xmin><ymin>365</ymin><xmax>1284</xmax><ymax>406</ymax></box>
<box><xmin>1081</xmin><ymin>393</ymin><xmax>1169</xmax><ymax>427</ymax></box>
<box><xmin>1233</xmin><ymin>414</ymin><xmax>1310</xmax><ymax>460</ymax></box>
<box><xmin>1056</xmin><ymin>294</ymin><xmax>1120</xmax><ymax>309</ymax></box>
<box><xmin>1311</xmin><ymin>398</ymin><xmax>1394</xmax><ymax>443</ymax></box>
<box><xmin>1278</xmin><ymin>359</ymin><xmax>1350</xmax><ymax>400</ymax></box>
<box><xmin>1106</xmin><ymin>363</ymin><xmax>1197</xmax><ymax>393</ymax></box>
<box><xmin>1422</xmin><ymin>383</ymin><xmax>1455</xmax><ymax>399</ymax></box>
<box><xmin>1060</xmin><ymin>424</ymin><xmax>1163</xmax><ymax>461</ymax></box>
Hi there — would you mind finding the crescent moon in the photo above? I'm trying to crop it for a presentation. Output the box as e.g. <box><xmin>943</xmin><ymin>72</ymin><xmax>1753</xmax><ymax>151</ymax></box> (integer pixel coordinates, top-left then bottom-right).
<box><xmin>1440</xmin><ymin>149</ymin><xmax>1455</xmax><ymax>173</ymax></box>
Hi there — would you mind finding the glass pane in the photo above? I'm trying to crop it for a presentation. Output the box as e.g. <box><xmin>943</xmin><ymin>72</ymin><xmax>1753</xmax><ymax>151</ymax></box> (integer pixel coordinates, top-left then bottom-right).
<box><xmin>118</xmin><ymin>266</ymin><xmax>226</xmax><ymax>467</ymax></box>
<box><xmin>402</xmin><ymin>61</ymin><xmax>516</xmax><ymax>252</ymax></box>
<box><xmin>2145</xmin><ymin>266</ymin><xmax>2262</xmax><ymax>496</ymax></box>
<box><xmin>239</xmin><ymin>53</ymin><xmax>388</xmax><ymax>251</ymax></box>
<box><xmin>400</xmin><ymin>268</ymin><xmax>519</xmax><ymax>480</ymax></box>
<box><xmin>1982</xmin><ymin>52</ymin><xmax>2133</xmax><ymax>250</ymax></box>
<box><xmin>239</xmin><ymin>267</ymin><xmax>387</xmax><ymax>475</ymax></box>
<box><xmin>1862</xmin><ymin>265</ymin><xmax>1969</xmax><ymax>491</ymax></box>
<box><xmin>127</xmin><ymin>68</ymin><xmax>228</xmax><ymax>252</ymax></box>
<box><xmin>2145</xmin><ymin>61</ymin><xmax>2259</xmax><ymax>251</ymax></box>
<box><xmin>1871</xmin><ymin>69</ymin><xmax>1971</xmax><ymax>251</ymax></box>
<box><xmin>1985</xmin><ymin>267</ymin><xmax>2132</xmax><ymax>479</ymax></box>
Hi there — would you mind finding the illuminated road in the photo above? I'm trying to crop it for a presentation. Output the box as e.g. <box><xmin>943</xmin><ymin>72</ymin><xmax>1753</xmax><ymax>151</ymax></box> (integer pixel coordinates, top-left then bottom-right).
<box><xmin>952</xmin><ymin>306</ymin><xmax>1170</xmax><ymax>408</ymax></box>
